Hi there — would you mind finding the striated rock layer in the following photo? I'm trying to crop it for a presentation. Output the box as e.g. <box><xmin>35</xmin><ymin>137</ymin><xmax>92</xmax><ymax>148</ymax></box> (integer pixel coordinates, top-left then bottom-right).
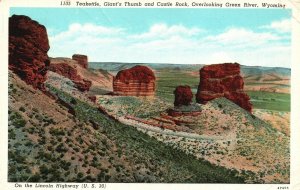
<box><xmin>196</xmin><ymin>63</ymin><xmax>252</xmax><ymax>112</ymax></box>
<box><xmin>72</xmin><ymin>54</ymin><xmax>88</xmax><ymax>69</ymax></box>
<box><xmin>167</xmin><ymin>109</ymin><xmax>201</xmax><ymax>117</ymax></box>
<box><xmin>113</xmin><ymin>65</ymin><xmax>156</xmax><ymax>96</ymax></box>
<box><xmin>49</xmin><ymin>60</ymin><xmax>92</xmax><ymax>92</ymax></box>
<box><xmin>174</xmin><ymin>85</ymin><xmax>193</xmax><ymax>106</ymax></box>
<box><xmin>9</xmin><ymin>15</ymin><xmax>50</xmax><ymax>90</ymax></box>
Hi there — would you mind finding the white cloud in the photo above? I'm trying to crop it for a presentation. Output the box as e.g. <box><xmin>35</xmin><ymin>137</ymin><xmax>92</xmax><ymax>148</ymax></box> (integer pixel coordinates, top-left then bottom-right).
<box><xmin>50</xmin><ymin>23</ymin><xmax>124</xmax><ymax>43</ymax></box>
<box><xmin>48</xmin><ymin>23</ymin><xmax>291</xmax><ymax>68</ymax></box>
<box><xmin>130</xmin><ymin>23</ymin><xmax>204</xmax><ymax>39</ymax></box>
<box><xmin>262</xmin><ymin>19</ymin><xmax>291</xmax><ymax>33</ymax></box>
<box><xmin>205</xmin><ymin>28</ymin><xmax>280</xmax><ymax>48</ymax></box>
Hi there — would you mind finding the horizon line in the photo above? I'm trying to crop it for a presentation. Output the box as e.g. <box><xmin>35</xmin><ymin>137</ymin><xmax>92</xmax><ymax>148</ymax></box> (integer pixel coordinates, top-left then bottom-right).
<box><xmin>88</xmin><ymin>61</ymin><xmax>291</xmax><ymax>69</ymax></box>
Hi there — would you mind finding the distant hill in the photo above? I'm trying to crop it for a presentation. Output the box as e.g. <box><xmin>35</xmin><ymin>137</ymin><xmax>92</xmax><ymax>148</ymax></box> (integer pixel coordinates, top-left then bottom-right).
<box><xmin>241</xmin><ymin>66</ymin><xmax>291</xmax><ymax>77</ymax></box>
<box><xmin>89</xmin><ymin>62</ymin><xmax>291</xmax><ymax>77</ymax></box>
<box><xmin>89</xmin><ymin>62</ymin><xmax>202</xmax><ymax>72</ymax></box>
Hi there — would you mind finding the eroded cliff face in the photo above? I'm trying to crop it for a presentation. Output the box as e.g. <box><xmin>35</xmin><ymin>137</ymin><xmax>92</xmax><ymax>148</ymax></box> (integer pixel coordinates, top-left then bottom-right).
<box><xmin>9</xmin><ymin>15</ymin><xmax>50</xmax><ymax>91</ymax></box>
<box><xmin>113</xmin><ymin>65</ymin><xmax>156</xmax><ymax>96</ymax></box>
<box><xmin>196</xmin><ymin>63</ymin><xmax>252</xmax><ymax>112</ymax></box>
<box><xmin>174</xmin><ymin>85</ymin><xmax>193</xmax><ymax>107</ymax></box>
<box><xmin>49</xmin><ymin>63</ymin><xmax>81</xmax><ymax>81</ymax></box>
<box><xmin>49</xmin><ymin>59</ymin><xmax>92</xmax><ymax>92</ymax></box>
<box><xmin>72</xmin><ymin>54</ymin><xmax>88</xmax><ymax>69</ymax></box>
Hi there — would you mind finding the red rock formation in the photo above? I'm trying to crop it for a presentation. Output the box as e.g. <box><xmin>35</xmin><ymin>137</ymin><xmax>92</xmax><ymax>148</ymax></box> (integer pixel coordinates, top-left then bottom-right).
<box><xmin>174</xmin><ymin>85</ymin><xmax>193</xmax><ymax>106</ymax></box>
<box><xmin>49</xmin><ymin>63</ymin><xmax>81</xmax><ymax>81</ymax></box>
<box><xmin>167</xmin><ymin>109</ymin><xmax>201</xmax><ymax>117</ymax></box>
<box><xmin>9</xmin><ymin>15</ymin><xmax>50</xmax><ymax>91</ymax></box>
<box><xmin>74</xmin><ymin>79</ymin><xmax>92</xmax><ymax>92</ymax></box>
<box><xmin>49</xmin><ymin>62</ymin><xmax>92</xmax><ymax>92</ymax></box>
<box><xmin>196</xmin><ymin>63</ymin><xmax>252</xmax><ymax>112</ymax></box>
<box><xmin>72</xmin><ymin>54</ymin><xmax>88</xmax><ymax>69</ymax></box>
<box><xmin>160</xmin><ymin>114</ymin><xmax>195</xmax><ymax>125</ymax></box>
<box><xmin>113</xmin><ymin>65</ymin><xmax>156</xmax><ymax>96</ymax></box>
<box><xmin>125</xmin><ymin>115</ymin><xmax>177</xmax><ymax>131</ymax></box>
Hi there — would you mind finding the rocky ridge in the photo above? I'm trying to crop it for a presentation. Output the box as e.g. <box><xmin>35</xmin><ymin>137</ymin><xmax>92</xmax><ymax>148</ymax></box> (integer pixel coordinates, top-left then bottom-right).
<box><xmin>196</xmin><ymin>63</ymin><xmax>252</xmax><ymax>112</ymax></box>
<box><xmin>72</xmin><ymin>54</ymin><xmax>88</xmax><ymax>69</ymax></box>
<box><xmin>9</xmin><ymin>15</ymin><xmax>50</xmax><ymax>91</ymax></box>
<box><xmin>113</xmin><ymin>65</ymin><xmax>156</xmax><ymax>96</ymax></box>
<box><xmin>174</xmin><ymin>85</ymin><xmax>193</xmax><ymax>107</ymax></box>
<box><xmin>49</xmin><ymin>58</ymin><xmax>92</xmax><ymax>92</ymax></box>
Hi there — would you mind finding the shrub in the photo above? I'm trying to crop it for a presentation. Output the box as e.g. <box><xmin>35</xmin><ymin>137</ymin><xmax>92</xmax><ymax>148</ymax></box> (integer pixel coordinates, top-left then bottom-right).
<box><xmin>29</xmin><ymin>174</ymin><xmax>41</xmax><ymax>182</ymax></box>
<box><xmin>8</xmin><ymin>130</ymin><xmax>16</xmax><ymax>140</ymax></box>
<box><xmin>25</xmin><ymin>141</ymin><xmax>33</xmax><ymax>147</ymax></box>
<box><xmin>39</xmin><ymin>165</ymin><xmax>49</xmax><ymax>174</ymax></box>
<box><xmin>49</xmin><ymin>128</ymin><xmax>65</xmax><ymax>136</ymax></box>
<box><xmin>19</xmin><ymin>107</ymin><xmax>26</xmax><ymax>112</ymax></box>
<box><xmin>32</xmin><ymin>108</ymin><xmax>39</xmax><ymax>113</ymax></box>
<box><xmin>10</xmin><ymin>111</ymin><xmax>26</xmax><ymax>128</ymax></box>
<box><xmin>104</xmin><ymin>175</ymin><xmax>111</xmax><ymax>181</ymax></box>
<box><xmin>56</xmin><ymin>143</ymin><xmax>67</xmax><ymax>153</ymax></box>
<box><xmin>47</xmin><ymin>146</ymin><xmax>53</xmax><ymax>151</ymax></box>
<box><xmin>77</xmin><ymin>172</ymin><xmax>84</xmax><ymax>178</ymax></box>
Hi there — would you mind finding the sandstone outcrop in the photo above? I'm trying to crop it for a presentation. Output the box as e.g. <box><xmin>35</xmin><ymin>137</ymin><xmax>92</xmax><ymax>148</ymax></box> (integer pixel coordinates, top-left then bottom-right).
<box><xmin>49</xmin><ymin>63</ymin><xmax>80</xmax><ymax>81</ymax></box>
<box><xmin>49</xmin><ymin>60</ymin><xmax>92</xmax><ymax>92</ymax></box>
<box><xmin>196</xmin><ymin>63</ymin><xmax>252</xmax><ymax>112</ymax></box>
<box><xmin>167</xmin><ymin>109</ymin><xmax>202</xmax><ymax>117</ymax></box>
<box><xmin>72</xmin><ymin>54</ymin><xmax>88</xmax><ymax>69</ymax></box>
<box><xmin>50</xmin><ymin>57</ymin><xmax>113</xmax><ymax>92</ymax></box>
<box><xmin>113</xmin><ymin>65</ymin><xmax>156</xmax><ymax>96</ymax></box>
<box><xmin>174</xmin><ymin>85</ymin><xmax>193</xmax><ymax>106</ymax></box>
<box><xmin>9</xmin><ymin>15</ymin><xmax>50</xmax><ymax>91</ymax></box>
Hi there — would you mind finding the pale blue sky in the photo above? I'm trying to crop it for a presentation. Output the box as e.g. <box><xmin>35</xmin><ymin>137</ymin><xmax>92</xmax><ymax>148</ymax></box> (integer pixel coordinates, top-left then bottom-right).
<box><xmin>10</xmin><ymin>8</ymin><xmax>291</xmax><ymax>34</ymax></box>
<box><xmin>10</xmin><ymin>8</ymin><xmax>292</xmax><ymax>67</ymax></box>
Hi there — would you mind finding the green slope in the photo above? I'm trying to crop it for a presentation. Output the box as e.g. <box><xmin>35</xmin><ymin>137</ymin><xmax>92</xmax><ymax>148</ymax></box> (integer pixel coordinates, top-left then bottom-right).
<box><xmin>44</xmin><ymin>85</ymin><xmax>245</xmax><ymax>183</ymax></box>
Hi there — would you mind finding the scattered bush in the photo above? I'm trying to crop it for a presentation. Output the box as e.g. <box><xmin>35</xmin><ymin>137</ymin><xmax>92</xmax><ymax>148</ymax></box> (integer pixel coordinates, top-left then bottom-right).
<box><xmin>10</xmin><ymin>111</ymin><xmax>26</xmax><ymax>128</ymax></box>
<box><xmin>19</xmin><ymin>107</ymin><xmax>26</xmax><ymax>112</ymax></box>
<box><xmin>77</xmin><ymin>172</ymin><xmax>84</xmax><ymax>178</ymax></box>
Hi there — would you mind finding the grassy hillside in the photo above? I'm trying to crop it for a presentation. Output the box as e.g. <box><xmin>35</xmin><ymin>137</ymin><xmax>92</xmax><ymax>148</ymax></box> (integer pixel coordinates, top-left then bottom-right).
<box><xmin>9</xmin><ymin>61</ymin><xmax>290</xmax><ymax>183</ymax></box>
<box><xmin>247</xmin><ymin>91</ymin><xmax>290</xmax><ymax>111</ymax></box>
<box><xmin>8</xmin><ymin>72</ymin><xmax>244</xmax><ymax>183</ymax></box>
<box><xmin>94</xmin><ymin>93</ymin><xmax>290</xmax><ymax>183</ymax></box>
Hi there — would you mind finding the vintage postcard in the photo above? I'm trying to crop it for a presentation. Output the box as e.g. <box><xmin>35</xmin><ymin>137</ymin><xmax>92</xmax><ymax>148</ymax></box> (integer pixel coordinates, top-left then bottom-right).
<box><xmin>1</xmin><ymin>0</ymin><xmax>300</xmax><ymax>189</ymax></box>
